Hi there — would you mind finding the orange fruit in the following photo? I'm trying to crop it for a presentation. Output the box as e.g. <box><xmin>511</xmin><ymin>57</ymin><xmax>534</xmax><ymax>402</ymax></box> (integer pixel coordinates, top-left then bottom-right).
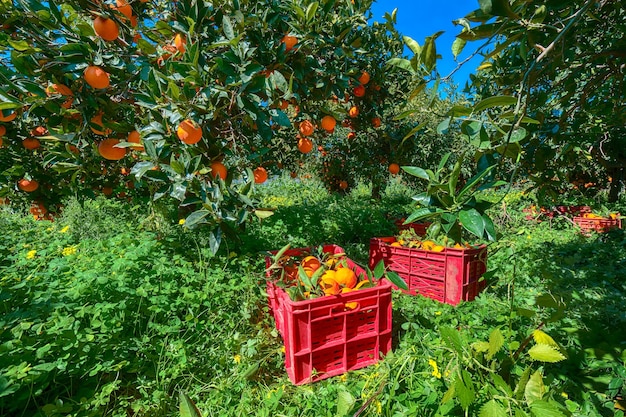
<box><xmin>90</xmin><ymin>113</ymin><xmax>111</xmax><ymax>136</ymax></box>
<box><xmin>210</xmin><ymin>161</ymin><xmax>228</xmax><ymax>180</ymax></box>
<box><xmin>372</xmin><ymin>117</ymin><xmax>381</xmax><ymax>128</ymax></box>
<box><xmin>102</xmin><ymin>186</ymin><xmax>113</xmax><ymax>196</ymax></box>
<box><xmin>320</xmin><ymin>115</ymin><xmax>336</xmax><ymax>133</ymax></box>
<box><xmin>297</xmin><ymin>137</ymin><xmax>313</xmax><ymax>153</ymax></box>
<box><xmin>253</xmin><ymin>167</ymin><xmax>268</xmax><ymax>184</ymax></box>
<box><xmin>127</xmin><ymin>130</ymin><xmax>144</xmax><ymax>151</ymax></box>
<box><xmin>301</xmin><ymin>255</ymin><xmax>321</xmax><ymax>272</ymax></box>
<box><xmin>281</xmin><ymin>34</ymin><xmax>298</xmax><ymax>52</ymax></box>
<box><xmin>114</xmin><ymin>0</ymin><xmax>133</xmax><ymax>20</ymax></box>
<box><xmin>93</xmin><ymin>16</ymin><xmax>119</xmax><ymax>41</ymax></box>
<box><xmin>339</xmin><ymin>180</ymin><xmax>348</xmax><ymax>190</ymax></box>
<box><xmin>358</xmin><ymin>71</ymin><xmax>370</xmax><ymax>85</ymax></box>
<box><xmin>278</xmin><ymin>99</ymin><xmax>289</xmax><ymax>110</ymax></box>
<box><xmin>320</xmin><ymin>273</ymin><xmax>341</xmax><ymax>296</ymax></box>
<box><xmin>98</xmin><ymin>139</ymin><xmax>126</xmax><ymax>160</ymax></box>
<box><xmin>347</xmin><ymin>131</ymin><xmax>356</xmax><ymax>140</ymax></box>
<box><xmin>22</xmin><ymin>138</ymin><xmax>41</xmax><ymax>150</ymax></box>
<box><xmin>31</xmin><ymin>126</ymin><xmax>47</xmax><ymax>136</ymax></box>
<box><xmin>177</xmin><ymin>119</ymin><xmax>202</xmax><ymax>144</ymax></box>
<box><xmin>353</xmin><ymin>84</ymin><xmax>365</xmax><ymax>97</ymax></box>
<box><xmin>174</xmin><ymin>34</ymin><xmax>186</xmax><ymax>54</ymax></box>
<box><xmin>18</xmin><ymin>178</ymin><xmax>39</xmax><ymax>192</ymax></box>
<box><xmin>46</xmin><ymin>83</ymin><xmax>73</xmax><ymax>97</ymax></box>
<box><xmin>29</xmin><ymin>201</ymin><xmax>47</xmax><ymax>217</ymax></box>
<box><xmin>348</xmin><ymin>106</ymin><xmax>359</xmax><ymax>118</ymax></box>
<box><xmin>84</xmin><ymin>66</ymin><xmax>110</xmax><ymax>89</ymax></box>
<box><xmin>334</xmin><ymin>267</ymin><xmax>357</xmax><ymax>289</ymax></box>
<box><xmin>422</xmin><ymin>240</ymin><xmax>436</xmax><ymax>251</ymax></box>
<box><xmin>299</xmin><ymin>120</ymin><xmax>315</xmax><ymax>136</ymax></box>
<box><xmin>0</xmin><ymin>125</ymin><xmax>6</xmax><ymax>136</ymax></box>
<box><xmin>432</xmin><ymin>245</ymin><xmax>445</xmax><ymax>252</ymax></box>
<box><xmin>388</xmin><ymin>163</ymin><xmax>400</xmax><ymax>175</ymax></box>
<box><xmin>0</xmin><ymin>110</ymin><xmax>16</xmax><ymax>122</ymax></box>
<box><xmin>290</xmin><ymin>171</ymin><xmax>297</xmax><ymax>178</ymax></box>
<box><xmin>390</xmin><ymin>242</ymin><xmax>402</xmax><ymax>247</ymax></box>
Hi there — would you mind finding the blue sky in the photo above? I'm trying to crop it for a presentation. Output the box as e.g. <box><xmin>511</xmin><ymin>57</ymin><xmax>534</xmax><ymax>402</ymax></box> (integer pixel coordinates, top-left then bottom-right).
<box><xmin>369</xmin><ymin>0</ymin><xmax>483</xmax><ymax>90</ymax></box>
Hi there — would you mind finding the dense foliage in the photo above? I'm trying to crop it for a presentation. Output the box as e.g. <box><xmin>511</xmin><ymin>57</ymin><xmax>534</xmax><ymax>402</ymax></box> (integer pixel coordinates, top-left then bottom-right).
<box><xmin>1</xmin><ymin>179</ymin><xmax>625</xmax><ymax>416</ymax></box>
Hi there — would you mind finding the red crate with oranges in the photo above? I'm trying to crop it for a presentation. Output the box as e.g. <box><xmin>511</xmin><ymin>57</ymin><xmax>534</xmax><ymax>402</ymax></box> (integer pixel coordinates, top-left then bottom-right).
<box><xmin>265</xmin><ymin>245</ymin><xmax>392</xmax><ymax>385</ymax></box>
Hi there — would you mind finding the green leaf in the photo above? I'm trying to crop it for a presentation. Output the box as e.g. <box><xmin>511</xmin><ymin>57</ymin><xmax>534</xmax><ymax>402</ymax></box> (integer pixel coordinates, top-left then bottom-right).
<box><xmin>386</xmin><ymin>57</ymin><xmax>415</xmax><ymax>74</ymax></box>
<box><xmin>440</xmin><ymin>326</ymin><xmax>464</xmax><ymax>356</ymax></box>
<box><xmin>297</xmin><ymin>265</ymin><xmax>314</xmax><ymax>291</ymax></box>
<box><xmin>179</xmin><ymin>391</ymin><xmax>203</xmax><ymax>417</ymax></box>
<box><xmin>473</xmin><ymin>95</ymin><xmax>517</xmax><ymax>113</ymax></box>
<box><xmin>457</xmin><ymin>165</ymin><xmax>495</xmax><ymax>200</ymax></box>
<box><xmin>487</xmin><ymin>328</ymin><xmax>504</xmax><ymax>359</ymax></box>
<box><xmin>514</xmin><ymin>367</ymin><xmax>532</xmax><ymax>400</ymax></box>
<box><xmin>448</xmin><ymin>156</ymin><xmax>463</xmax><ymax>196</ymax></box>
<box><xmin>459</xmin><ymin>208</ymin><xmax>485</xmax><ymax>239</ymax></box>
<box><xmin>532</xmin><ymin>330</ymin><xmax>558</xmax><ymax>347</ymax></box>
<box><xmin>473</xmin><ymin>341</ymin><xmax>490</xmax><ymax>353</ymax></box>
<box><xmin>509</xmin><ymin>127</ymin><xmax>527</xmax><ymax>143</ymax></box>
<box><xmin>305</xmin><ymin>2</ymin><xmax>319</xmax><ymax>23</ymax></box>
<box><xmin>404</xmin><ymin>207</ymin><xmax>443</xmax><ymax>224</ymax></box>
<box><xmin>336</xmin><ymin>389</ymin><xmax>355</xmax><ymax>417</ymax></box>
<box><xmin>528</xmin><ymin>344</ymin><xmax>566</xmax><ymax>363</ymax></box>
<box><xmin>386</xmin><ymin>271</ymin><xmax>408</xmax><ymax>291</ymax></box>
<box><xmin>437</xmin><ymin>118</ymin><xmax>450</xmax><ymax>134</ymax></box>
<box><xmin>479</xmin><ymin>399</ymin><xmax>508</xmax><ymax>417</ymax></box>
<box><xmin>254</xmin><ymin>209</ymin><xmax>274</xmax><ymax>219</ymax></box>
<box><xmin>184</xmin><ymin>210</ymin><xmax>211</xmax><ymax>229</ymax></box>
<box><xmin>529</xmin><ymin>400</ymin><xmax>569</xmax><ymax>417</ymax></box>
<box><xmin>222</xmin><ymin>15</ymin><xmax>234</xmax><ymax>39</ymax></box>
<box><xmin>524</xmin><ymin>370</ymin><xmax>544</xmax><ymax>404</ymax></box>
<box><xmin>402</xmin><ymin>166</ymin><xmax>429</xmax><ymax>180</ymax></box>
<box><xmin>452</xmin><ymin>37</ymin><xmax>467</xmax><ymax>59</ymax></box>
<box><xmin>404</xmin><ymin>36</ymin><xmax>421</xmax><ymax>55</ymax></box>
<box><xmin>492</xmin><ymin>373</ymin><xmax>513</xmax><ymax>396</ymax></box>
<box><xmin>483</xmin><ymin>214</ymin><xmax>497</xmax><ymax>241</ymax></box>
<box><xmin>455</xmin><ymin>370</ymin><xmax>476</xmax><ymax>410</ymax></box>
<box><xmin>441</xmin><ymin>383</ymin><xmax>456</xmax><ymax>405</ymax></box>
<box><xmin>373</xmin><ymin>260</ymin><xmax>385</xmax><ymax>280</ymax></box>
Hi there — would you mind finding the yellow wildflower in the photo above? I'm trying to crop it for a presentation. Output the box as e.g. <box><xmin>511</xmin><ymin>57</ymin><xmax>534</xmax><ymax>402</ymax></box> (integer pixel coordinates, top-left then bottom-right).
<box><xmin>375</xmin><ymin>401</ymin><xmax>382</xmax><ymax>414</ymax></box>
<box><xmin>339</xmin><ymin>374</ymin><xmax>348</xmax><ymax>382</ymax></box>
<box><xmin>26</xmin><ymin>250</ymin><xmax>37</xmax><ymax>259</ymax></box>
<box><xmin>233</xmin><ymin>354</ymin><xmax>241</xmax><ymax>364</ymax></box>
<box><xmin>435</xmin><ymin>311</ymin><xmax>442</xmax><ymax>316</ymax></box>
<box><xmin>62</xmin><ymin>246</ymin><xmax>77</xmax><ymax>256</ymax></box>
<box><xmin>60</xmin><ymin>225</ymin><xmax>70</xmax><ymax>233</ymax></box>
<box><xmin>280</xmin><ymin>346</ymin><xmax>285</xmax><ymax>354</ymax></box>
<box><xmin>178</xmin><ymin>218</ymin><xmax>186</xmax><ymax>225</ymax></box>
<box><xmin>428</xmin><ymin>359</ymin><xmax>442</xmax><ymax>379</ymax></box>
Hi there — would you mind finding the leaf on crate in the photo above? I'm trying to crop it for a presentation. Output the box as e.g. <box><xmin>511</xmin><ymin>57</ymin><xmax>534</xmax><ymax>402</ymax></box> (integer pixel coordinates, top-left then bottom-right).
<box><xmin>386</xmin><ymin>271</ymin><xmax>408</xmax><ymax>291</ymax></box>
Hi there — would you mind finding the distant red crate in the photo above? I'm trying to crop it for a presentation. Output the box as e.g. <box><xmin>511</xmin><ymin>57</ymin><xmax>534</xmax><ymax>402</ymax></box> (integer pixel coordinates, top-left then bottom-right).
<box><xmin>573</xmin><ymin>215</ymin><xmax>621</xmax><ymax>233</ymax></box>
<box><xmin>265</xmin><ymin>245</ymin><xmax>392</xmax><ymax>385</ymax></box>
<box><xmin>394</xmin><ymin>219</ymin><xmax>431</xmax><ymax>236</ymax></box>
<box><xmin>368</xmin><ymin>237</ymin><xmax>487</xmax><ymax>306</ymax></box>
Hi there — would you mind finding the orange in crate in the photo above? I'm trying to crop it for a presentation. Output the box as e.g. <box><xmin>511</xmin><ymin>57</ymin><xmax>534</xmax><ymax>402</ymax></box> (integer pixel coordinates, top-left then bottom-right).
<box><xmin>265</xmin><ymin>245</ymin><xmax>392</xmax><ymax>385</ymax></box>
<box><xmin>573</xmin><ymin>213</ymin><xmax>621</xmax><ymax>234</ymax></box>
<box><xmin>369</xmin><ymin>237</ymin><xmax>487</xmax><ymax>305</ymax></box>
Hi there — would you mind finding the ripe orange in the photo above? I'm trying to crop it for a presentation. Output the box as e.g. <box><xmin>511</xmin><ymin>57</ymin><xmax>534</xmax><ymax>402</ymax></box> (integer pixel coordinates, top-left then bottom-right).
<box><xmin>84</xmin><ymin>66</ymin><xmax>110</xmax><ymax>89</ymax></box>
<box><xmin>253</xmin><ymin>166</ymin><xmax>268</xmax><ymax>184</ymax></box>
<box><xmin>102</xmin><ymin>186</ymin><xmax>113</xmax><ymax>196</ymax></box>
<box><xmin>90</xmin><ymin>113</ymin><xmax>111</xmax><ymax>136</ymax></box>
<box><xmin>299</xmin><ymin>120</ymin><xmax>315</xmax><ymax>136</ymax></box>
<box><xmin>290</xmin><ymin>171</ymin><xmax>297</xmax><ymax>178</ymax></box>
<box><xmin>18</xmin><ymin>178</ymin><xmax>39</xmax><ymax>192</ymax></box>
<box><xmin>278</xmin><ymin>99</ymin><xmax>289</xmax><ymax>110</ymax></box>
<box><xmin>320</xmin><ymin>272</ymin><xmax>341</xmax><ymax>296</ymax></box>
<box><xmin>98</xmin><ymin>139</ymin><xmax>126</xmax><ymax>160</ymax></box>
<box><xmin>0</xmin><ymin>125</ymin><xmax>6</xmax><ymax>136</ymax></box>
<box><xmin>339</xmin><ymin>180</ymin><xmax>348</xmax><ymax>190</ymax></box>
<box><xmin>114</xmin><ymin>0</ymin><xmax>133</xmax><ymax>20</ymax></box>
<box><xmin>347</xmin><ymin>131</ymin><xmax>356</xmax><ymax>140</ymax></box>
<box><xmin>301</xmin><ymin>255</ymin><xmax>321</xmax><ymax>272</ymax></box>
<box><xmin>177</xmin><ymin>119</ymin><xmax>202</xmax><ymax>144</ymax></box>
<box><xmin>46</xmin><ymin>83</ymin><xmax>73</xmax><ymax>96</ymax></box>
<box><xmin>372</xmin><ymin>117</ymin><xmax>381</xmax><ymax>128</ymax></box>
<box><xmin>358</xmin><ymin>71</ymin><xmax>370</xmax><ymax>85</ymax></box>
<box><xmin>320</xmin><ymin>115</ymin><xmax>336</xmax><ymax>133</ymax></box>
<box><xmin>297</xmin><ymin>137</ymin><xmax>313</xmax><ymax>153</ymax></box>
<box><xmin>31</xmin><ymin>126</ymin><xmax>47</xmax><ymax>136</ymax></box>
<box><xmin>23</xmin><ymin>138</ymin><xmax>41</xmax><ymax>150</ymax></box>
<box><xmin>335</xmin><ymin>267</ymin><xmax>357</xmax><ymax>289</ymax></box>
<box><xmin>210</xmin><ymin>161</ymin><xmax>227</xmax><ymax>180</ymax></box>
<box><xmin>353</xmin><ymin>84</ymin><xmax>365</xmax><ymax>97</ymax></box>
<box><xmin>348</xmin><ymin>106</ymin><xmax>359</xmax><ymax>118</ymax></box>
<box><xmin>127</xmin><ymin>130</ymin><xmax>144</xmax><ymax>151</ymax></box>
<box><xmin>0</xmin><ymin>110</ymin><xmax>16</xmax><ymax>122</ymax></box>
<box><xmin>389</xmin><ymin>163</ymin><xmax>400</xmax><ymax>175</ymax></box>
<box><xmin>281</xmin><ymin>34</ymin><xmax>298</xmax><ymax>52</ymax></box>
<box><xmin>29</xmin><ymin>201</ymin><xmax>47</xmax><ymax>217</ymax></box>
<box><xmin>93</xmin><ymin>16</ymin><xmax>119</xmax><ymax>41</ymax></box>
<box><xmin>174</xmin><ymin>34</ymin><xmax>186</xmax><ymax>54</ymax></box>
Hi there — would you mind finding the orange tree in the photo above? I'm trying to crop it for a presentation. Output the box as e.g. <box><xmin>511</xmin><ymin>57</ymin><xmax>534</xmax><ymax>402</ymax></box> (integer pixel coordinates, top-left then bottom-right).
<box><xmin>0</xmin><ymin>0</ymin><xmax>417</xmax><ymax>251</ymax></box>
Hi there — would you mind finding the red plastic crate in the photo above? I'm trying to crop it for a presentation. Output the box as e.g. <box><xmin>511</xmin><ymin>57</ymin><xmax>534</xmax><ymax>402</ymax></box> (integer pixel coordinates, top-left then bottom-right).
<box><xmin>573</xmin><ymin>215</ymin><xmax>621</xmax><ymax>233</ymax></box>
<box><xmin>368</xmin><ymin>237</ymin><xmax>487</xmax><ymax>306</ymax></box>
<box><xmin>394</xmin><ymin>219</ymin><xmax>431</xmax><ymax>236</ymax></box>
<box><xmin>265</xmin><ymin>245</ymin><xmax>392</xmax><ymax>385</ymax></box>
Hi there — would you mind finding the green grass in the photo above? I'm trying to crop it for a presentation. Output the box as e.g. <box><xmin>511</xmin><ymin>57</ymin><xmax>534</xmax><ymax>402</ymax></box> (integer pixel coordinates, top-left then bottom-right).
<box><xmin>1</xmin><ymin>178</ymin><xmax>625</xmax><ymax>416</ymax></box>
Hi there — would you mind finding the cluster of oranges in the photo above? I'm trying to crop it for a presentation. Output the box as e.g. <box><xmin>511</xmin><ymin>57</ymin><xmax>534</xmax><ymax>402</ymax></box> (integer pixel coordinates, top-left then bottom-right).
<box><xmin>582</xmin><ymin>212</ymin><xmax>620</xmax><ymax>220</ymax></box>
<box><xmin>389</xmin><ymin>238</ymin><xmax>474</xmax><ymax>251</ymax></box>
<box><xmin>272</xmin><ymin>252</ymin><xmax>371</xmax><ymax>301</ymax></box>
